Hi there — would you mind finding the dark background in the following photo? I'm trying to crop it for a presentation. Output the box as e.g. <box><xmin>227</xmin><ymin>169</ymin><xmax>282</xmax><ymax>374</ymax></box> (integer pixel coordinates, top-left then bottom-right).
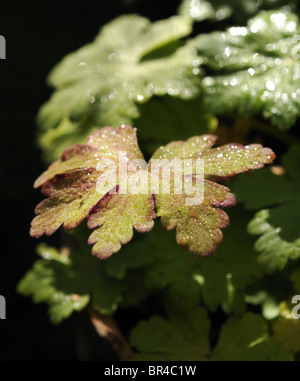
<box><xmin>0</xmin><ymin>0</ymin><xmax>183</xmax><ymax>361</ymax></box>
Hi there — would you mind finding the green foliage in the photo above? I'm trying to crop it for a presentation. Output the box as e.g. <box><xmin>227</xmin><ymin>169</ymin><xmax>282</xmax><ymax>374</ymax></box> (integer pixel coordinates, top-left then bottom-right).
<box><xmin>291</xmin><ymin>268</ymin><xmax>300</xmax><ymax>293</ymax></box>
<box><xmin>179</xmin><ymin>0</ymin><xmax>300</xmax><ymax>23</ymax></box>
<box><xmin>75</xmin><ymin>208</ymin><xmax>263</xmax><ymax>315</ymax></box>
<box><xmin>248</xmin><ymin>210</ymin><xmax>300</xmax><ymax>272</ymax></box>
<box><xmin>38</xmin><ymin>15</ymin><xmax>200</xmax><ymax>162</ymax></box>
<box><xmin>272</xmin><ymin>301</ymin><xmax>300</xmax><ymax>354</ymax></box>
<box><xmin>17</xmin><ymin>243</ymin><xmax>121</xmax><ymax>323</ymax></box>
<box><xmin>233</xmin><ymin>146</ymin><xmax>300</xmax><ymax>272</ymax></box>
<box><xmin>134</xmin><ymin>95</ymin><xmax>218</xmax><ymax>156</ymax></box>
<box><xmin>31</xmin><ymin>126</ymin><xmax>155</xmax><ymax>259</ymax></box>
<box><xmin>194</xmin><ymin>10</ymin><xmax>300</xmax><ymax>129</ymax></box>
<box><xmin>20</xmin><ymin>3</ymin><xmax>300</xmax><ymax>361</ymax></box>
<box><xmin>31</xmin><ymin>125</ymin><xmax>274</xmax><ymax>258</ymax></box>
<box><xmin>20</xmin><ymin>207</ymin><xmax>263</xmax><ymax>323</ymax></box>
<box><xmin>138</xmin><ymin>208</ymin><xmax>263</xmax><ymax>314</ymax></box>
<box><xmin>130</xmin><ymin>308</ymin><xmax>293</xmax><ymax>360</ymax></box>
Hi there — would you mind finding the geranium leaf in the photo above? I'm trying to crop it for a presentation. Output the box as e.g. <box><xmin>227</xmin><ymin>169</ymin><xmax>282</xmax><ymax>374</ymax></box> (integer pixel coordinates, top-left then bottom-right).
<box><xmin>87</xmin><ymin>192</ymin><xmax>155</xmax><ymax>259</ymax></box>
<box><xmin>31</xmin><ymin>125</ymin><xmax>274</xmax><ymax>258</ymax></box>
<box><xmin>130</xmin><ymin>307</ymin><xmax>211</xmax><ymax>361</ymax></box>
<box><xmin>141</xmin><ymin>208</ymin><xmax>263</xmax><ymax>314</ymax></box>
<box><xmin>178</xmin><ymin>0</ymin><xmax>300</xmax><ymax>23</ymax></box>
<box><xmin>31</xmin><ymin>125</ymin><xmax>156</xmax><ymax>259</ymax></box>
<box><xmin>130</xmin><ymin>308</ymin><xmax>293</xmax><ymax>360</ymax></box>
<box><xmin>212</xmin><ymin>312</ymin><xmax>293</xmax><ymax>361</ymax></box>
<box><xmin>194</xmin><ymin>10</ymin><xmax>300</xmax><ymax>129</ymax></box>
<box><xmin>248</xmin><ymin>209</ymin><xmax>300</xmax><ymax>272</ymax></box>
<box><xmin>151</xmin><ymin>135</ymin><xmax>274</xmax><ymax>256</ymax></box>
<box><xmin>37</xmin><ymin>15</ymin><xmax>201</xmax><ymax>161</ymax></box>
<box><xmin>233</xmin><ymin>146</ymin><xmax>300</xmax><ymax>272</ymax></box>
<box><xmin>272</xmin><ymin>301</ymin><xmax>300</xmax><ymax>354</ymax></box>
<box><xmin>34</xmin><ymin>125</ymin><xmax>144</xmax><ymax>188</ymax></box>
<box><xmin>17</xmin><ymin>243</ymin><xmax>122</xmax><ymax>324</ymax></box>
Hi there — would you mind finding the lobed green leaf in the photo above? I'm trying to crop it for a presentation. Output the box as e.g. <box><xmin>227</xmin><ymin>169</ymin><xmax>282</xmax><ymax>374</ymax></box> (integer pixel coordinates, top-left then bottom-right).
<box><xmin>130</xmin><ymin>308</ymin><xmax>293</xmax><ymax>360</ymax></box>
<box><xmin>194</xmin><ymin>10</ymin><xmax>300</xmax><ymax>129</ymax></box>
<box><xmin>37</xmin><ymin>15</ymin><xmax>200</xmax><ymax>161</ymax></box>
<box><xmin>233</xmin><ymin>146</ymin><xmax>300</xmax><ymax>272</ymax></box>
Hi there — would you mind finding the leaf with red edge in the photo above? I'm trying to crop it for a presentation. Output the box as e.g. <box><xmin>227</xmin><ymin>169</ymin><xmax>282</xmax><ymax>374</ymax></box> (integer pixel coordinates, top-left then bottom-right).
<box><xmin>31</xmin><ymin>125</ymin><xmax>155</xmax><ymax>259</ymax></box>
<box><xmin>34</xmin><ymin>125</ymin><xmax>143</xmax><ymax>188</ymax></box>
<box><xmin>31</xmin><ymin>126</ymin><xmax>275</xmax><ymax>258</ymax></box>
<box><xmin>88</xmin><ymin>191</ymin><xmax>155</xmax><ymax>259</ymax></box>
<box><xmin>151</xmin><ymin>135</ymin><xmax>275</xmax><ymax>256</ymax></box>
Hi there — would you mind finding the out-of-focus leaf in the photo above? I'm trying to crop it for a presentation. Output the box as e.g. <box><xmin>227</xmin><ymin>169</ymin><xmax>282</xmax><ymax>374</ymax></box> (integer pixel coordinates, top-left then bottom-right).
<box><xmin>38</xmin><ymin>15</ymin><xmax>201</xmax><ymax>161</ymax></box>
<box><xmin>213</xmin><ymin>312</ymin><xmax>293</xmax><ymax>360</ymax></box>
<box><xmin>146</xmin><ymin>209</ymin><xmax>262</xmax><ymax>314</ymax></box>
<box><xmin>291</xmin><ymin>268</ymin><xmax>300</xmax><ymax>293</ymax></box>
<box><xmin>130</xmin><ymin>307</ymin><xmax>210</xmax><ymax>361</ymax></box>
<box><xmin>105</xmin><ymin>207</ymin><xmax>262</xmax><ymax>315</ymax></box>
<box><xmin>178</xmin><ymin>0</ymin><xmax>300</xmax><ymax>23</ymax></box>
<box><xmin>178</xmin><ymin>0</ymin><xmax>232</xmax><ymax>22</ymax></box>
<box><xmin>130</xmin><ymin>309</ymin><xmax>293</xmax><ymax>360</ymax></box>
<box><xmin>194</xmin><ymin>10</ymin><xmax>300</xmax><ymax>130</ymax></box>
<box><xmin>245</xmin><ymin>271</ymin><xmax>295</xmax><ymax>320</ymax></box>
<box><xmin>191</xmin><ymin>208</ymin><xmax>263</xmax><ymax>313</ymax></box>
<box><xmin>134</xmin><ymin>95</ymin><xmax>218</xmax><ymax>156</ymax></box>
<box><xmin>17</xmin><ymin>243</ymin><xmax>122</xmax><ymax>323</ymax></box>
<box><xmin>272</xmin><ymin>301</ymin><xmax>300</xmax><ymax>354</ymax></box>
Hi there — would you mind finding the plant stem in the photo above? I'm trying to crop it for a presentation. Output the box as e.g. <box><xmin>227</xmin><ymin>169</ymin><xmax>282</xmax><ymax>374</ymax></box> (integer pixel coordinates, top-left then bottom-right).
<box><xmin>88</xmin><ymin>307</ymin><xmax>133</xmax><ymax>361</ymax></box>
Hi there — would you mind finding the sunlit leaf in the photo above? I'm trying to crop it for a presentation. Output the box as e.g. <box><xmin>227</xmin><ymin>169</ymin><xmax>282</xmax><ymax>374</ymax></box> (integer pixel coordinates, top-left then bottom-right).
<box><xmin>151</xmin><ymin>135</ymin><xmax>274</xmax><ymax>255</ymax></box>
<box><xmin>194</xmin><ymin>10</ymin><xmax>300</xmax><ymax>129</ymax></box>
<box><xmin>31</xmin><ymin>125</ymin><xmax>274</xmax><ymax>258</ymax></box>
<box><xmin>38</xmin><ymin>15</ymin><xmax>200</xmax><ymax>161</ymax></box>
<box><xmin>178</xmin><ymin>0</ymin><xmax>300</xmax><ymax>23</ymax></box>
<box><xmin>31</xmin><ymin>125</ymin><xmax>156</xmax><ymax>259</ymax></box>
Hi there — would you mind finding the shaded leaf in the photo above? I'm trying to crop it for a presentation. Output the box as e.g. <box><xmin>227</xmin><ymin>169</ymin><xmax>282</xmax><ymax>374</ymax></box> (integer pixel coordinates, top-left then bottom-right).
<box><xmin>105</xmin><ymin>208</ymin><xmax>262</xmax><ymax>315</ymax></box>
<box><xmin>213</xmin><ymin>312</ymin><xmax>293</xmax><ymax>361</ymax></box>
<box><xmin>130</xmin><ymin>309</ymin><xmax>293</xmax><ymax>360</ymax></box>
<box><xmin>291</xmin><ymin>268</ymin><xmax>300</xmax><ymax>293</ymax></box>
<box><xmin>233</xmin><ymin>146</ymin><xmax>300</xmax><ymax>271</ymax></box>
<box><xmin>192</xmin><ymin>207</ymin><xmax>262</xmax><ymax>313</ymax></box>
<box><xmin>130</xmin><ymin>307</ymin><xmax>211</xmax><ymax>361</ymax></box>
<box><xmin>17</xmin><ymin>243</ymin><xmax>122</xmax><ymax>323</ymax></box>
<box><xmin>248</xmin><ymin>210</ymin><xmax>300</xmax><ymax>272</ymax></box>
<box><xmin>134</xmin><ymin>95</ymin><xmax>218</xmax><ymax>156</ymax></box>
<box><xmin>272</xmin><ymin>301</ymin><xmax>300</xmax><ymax>354</ymax></box>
